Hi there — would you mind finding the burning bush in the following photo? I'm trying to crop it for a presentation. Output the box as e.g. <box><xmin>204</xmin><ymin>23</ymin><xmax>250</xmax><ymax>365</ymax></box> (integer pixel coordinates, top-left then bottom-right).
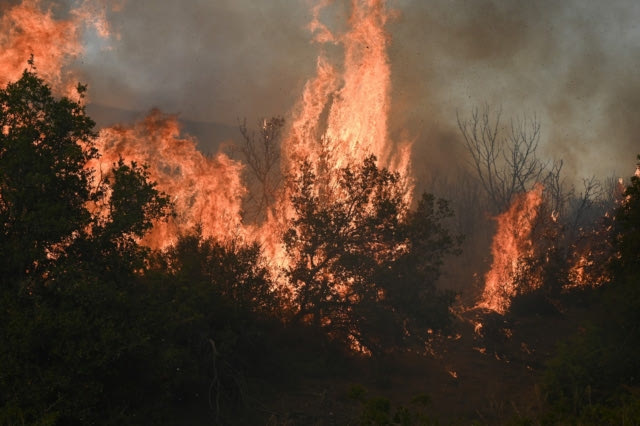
<box><xmin>284</xmin><ymin>155</ymin><xmax>461</xmax><ymax>355</ymax></box>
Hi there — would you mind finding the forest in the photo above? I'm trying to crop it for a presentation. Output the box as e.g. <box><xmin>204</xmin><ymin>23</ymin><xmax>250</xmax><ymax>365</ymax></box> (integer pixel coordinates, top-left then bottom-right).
<box><xmin>1</xmin><ymin>66</ymin><xmax>640</xmax><ymax>425</ymax></box>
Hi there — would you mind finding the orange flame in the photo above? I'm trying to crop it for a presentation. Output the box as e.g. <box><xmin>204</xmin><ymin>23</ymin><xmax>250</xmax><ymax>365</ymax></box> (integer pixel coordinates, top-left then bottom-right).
<box><xmin>2</xmin><ymin>0</ymin><xmax>411</xmax><ymax>268</ymax></box>
<box><xmin>478</xmin><ymin>184</ymin><xmax>545</xmax><ymax>313</ymax></box>
<box><xmin>284</xmin><ymin>0</ymin><xmax>411</xmax><ymax>178</ymax></box>
<box><xmin>567</xmin><ymin>253</ymin><xmax>610</xmax><ymax>289</ymax></box>
<box><xmin>0</xmin><ymin>0</ymin><xmax>113</xmax><ymax>96</ymax></box>
<box><xmin>255</xmin><ymin>0</ymin><xmax>413</xmax><ymax>267</ymax></box>
<box><xmin>89</xmin><ymin>110</ymin><xmax>247</xmax><ymax>249</ymax></box>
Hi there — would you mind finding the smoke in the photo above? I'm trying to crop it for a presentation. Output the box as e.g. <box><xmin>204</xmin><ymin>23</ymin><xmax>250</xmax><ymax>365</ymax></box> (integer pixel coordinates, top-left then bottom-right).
<box><xmin>76</xmin><ymin>0</ymin><xmax>318</xmax><ymax>126</ymax></box>
<box><xmin>389</xmin><ymin>0</ymin><xmax>640</xmax><ymax>180</ymax></box>
<box><xmin>4</xmin><ymin>0</ymin><xmax>639</xmax><ymax>181</ymax></box>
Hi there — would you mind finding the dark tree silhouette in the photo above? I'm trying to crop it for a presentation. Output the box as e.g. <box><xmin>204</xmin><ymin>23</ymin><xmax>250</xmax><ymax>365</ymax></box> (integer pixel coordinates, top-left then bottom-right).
<box><xmin>457</xmin><ymin>105</ymin><xmax>547</xmax><ymax>213</ymax></box>
<box><xmin>0</xmin><ymin>70</ymin><xmax>97</xmax><ymax>285</ymax></box>
<box><xmin>284</xmin><ymin>155</ymin><xmax>460</xmax><ymax>354</ymax></box>
<box><xmin>0</xmin><ymin>69</ymin><xmax>175</xmax><ymax>424</ymax></box>
<box><xmin>232</xmin><ymin>116</ymin><xmax>284</xmax><ymax>223</ymax></box>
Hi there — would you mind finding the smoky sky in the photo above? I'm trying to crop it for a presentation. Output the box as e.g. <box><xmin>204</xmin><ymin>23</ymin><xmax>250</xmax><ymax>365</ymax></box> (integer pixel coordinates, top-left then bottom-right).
<box><xmin>64</xmin><ymin>0</ymin><xmax>640</xmax><ymax>182</ymax></box>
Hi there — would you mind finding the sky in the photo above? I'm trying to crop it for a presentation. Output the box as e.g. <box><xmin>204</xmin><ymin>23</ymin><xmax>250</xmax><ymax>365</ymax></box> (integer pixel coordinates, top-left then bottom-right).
<box><xmin>18</xmin><ymin>0</ymin><xmax>640</xmax><ymax>183</ymax></box>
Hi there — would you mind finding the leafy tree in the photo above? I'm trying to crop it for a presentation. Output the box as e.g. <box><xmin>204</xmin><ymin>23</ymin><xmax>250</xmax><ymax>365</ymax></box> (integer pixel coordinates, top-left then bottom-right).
<box><xmin>614</xmin><ymin>155</ymin><xmax>640</xmax><ymax>274</ymax></box>
<box><xmin>543</xmin><ymin>155</ymin><xmax>640</xmax><ymax>420</ymax></box>
<box><xmin>284</xmin><ymin>155</ymin><xmax>460</xmax><ymax>354</ymax></box>
<box><xmin>69</xmin><ymin>159</ymin><xmax>172</xmax><ymax>279</ymax></box>
<box><xmin>0</xmin><ymin>69</ymin><xmax>175</xmax><ymax>424</ymax></box>
<box><xmin>0</xmin><ymin>69</ymin><xmax>97</xmax><ymax>286</ymax></box>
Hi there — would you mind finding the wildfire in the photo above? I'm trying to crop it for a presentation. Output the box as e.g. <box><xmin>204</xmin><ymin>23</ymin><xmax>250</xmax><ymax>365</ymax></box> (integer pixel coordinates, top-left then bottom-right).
<box><xmin>0</xmin><ymin>0</ymin><xmax>112</xmax><ymax>96</ymax></box>
<box><xmin>89</xmin><ymin>110</ymin><xmax>247</xmax><ymax>248</ymax></box>
<box><xmin>478</xmin><ymin>184</ymin><xmax>545</xmax><ymax>314</ymax></box>
<box><xmin>257</xmin><ymin>0</ymin><xmax>413</xmax><ymax>266</ymax></box>
<box><xmin>284</xmin><ymin>0</ymin><xmax>411</xmax><ymax>183</ymax></box>
<box><xmin>0</xmin><ymin>0</ymin><xmax>411</xmax><ymax>269</ymax></box>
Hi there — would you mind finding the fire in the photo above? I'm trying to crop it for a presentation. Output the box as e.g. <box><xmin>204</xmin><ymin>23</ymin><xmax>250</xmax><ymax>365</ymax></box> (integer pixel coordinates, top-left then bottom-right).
<box><xmin>89</xmin><ymin>110</ymin><xmax>246</xmax><ymax>249</ymax></box>
<box><xmin>1</xmin><ymin>0</ymin><xmax>411</xmax><ymax>269</ymax></box>
<box><xmin>258</xmin><ymin>0</ymin><xmax>412</xmax><ymax>266</ymax></box>
<box><xmin>0</xmin><ymin>0</ymin><xmax>112</xmax><ymax>96</ymax></box>
<box><xmin>284</xmin><ymin>0</ymin><xmax>411</xmax><ymax>181</ymax></box>
<box><xmin>567</xmin><ymin>253</ymin><xmax>609</xmax><ymax>289</ymax></box>
<box><xmin>478</xmin><ymin>184</ymin><xmax>545</xmax><ymax>314</ymax></box>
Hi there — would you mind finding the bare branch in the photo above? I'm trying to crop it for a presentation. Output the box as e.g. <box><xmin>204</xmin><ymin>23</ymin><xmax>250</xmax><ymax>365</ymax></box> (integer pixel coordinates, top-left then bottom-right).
<box><xmin>457</xmin><ymin>105</ymin><xmax>548</xmax><ymax>212</ymax></box>
<box><xmin>231</xmin><ymin>116</ymin><xmax>285</xmax><ymax>223</ymax></box>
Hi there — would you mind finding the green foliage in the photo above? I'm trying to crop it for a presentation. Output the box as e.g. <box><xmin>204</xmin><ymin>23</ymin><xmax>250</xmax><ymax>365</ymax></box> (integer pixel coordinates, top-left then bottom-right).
<box><xmin>284</xmin><ymin>155</ymin><xmax>461</xmax><ymax>354</ymax></box>
<box><xmin>0</xmin><ymin>228</ymin><xmax>283</xmax><ymax>424</ymax></box>
<box><xmin>0</xmin><ymin>68</ymin><xmax>184</xmax><ymax>424</ymax></box>
<box><xmin>614</xmin><ymin>154</ymin><xmax>640</xmax><ymax>274</ymax></box>
<box><xmin>542</xmin><ymin>155</ymin><xmax>640</xmax><ymax>422</ymax></box>
<box><xmin>284</xmin><ymin>156</ymin><xmax>407</xmax><ymax>327</ymax></box>
<box><xmin>0</xmin><ymin>70</ymin><xmax>97</xmax><ymax>285</ymax></box>
<box><xmin>0</xmin><ymin>69</ymin><xmax>371</xmax><ymax>424</ymax></box>
<box><xmin>348</xmin><ymin>385</ymin><xmax>438</xmax><ymax>425</ymax></box>
<box><xmin>102</xmin><ymin>159</ymin><xmax>172</xmax><ymax>239</ymax></box>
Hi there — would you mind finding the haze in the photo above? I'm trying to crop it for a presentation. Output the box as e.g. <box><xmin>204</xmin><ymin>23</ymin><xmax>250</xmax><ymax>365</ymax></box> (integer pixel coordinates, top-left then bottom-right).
<box><xmin>30</xmin><ymin>0</ymin><xmax>640</xmax><ymax>180</ymax></box>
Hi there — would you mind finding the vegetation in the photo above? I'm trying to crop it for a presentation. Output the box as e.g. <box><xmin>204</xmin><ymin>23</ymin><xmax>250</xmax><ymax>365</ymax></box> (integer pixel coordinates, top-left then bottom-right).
<box><xmin>2</xmin><ymin>67</ymin><xmax>639</xmax><ymax>425</ymax></box>
<box><xmin>541</xmin><ymin>158</ymin><xmax>640</xmax><ymax>424</ymax></box>
<box><xmin>0</xmin><ymin>70</ymin><xmax>460</xmax><ymax>424</ymax></box>
<box><xmin>284</xmin><ymin>156</ymin><xmax>460</xmax><ymax>354</ymax></box>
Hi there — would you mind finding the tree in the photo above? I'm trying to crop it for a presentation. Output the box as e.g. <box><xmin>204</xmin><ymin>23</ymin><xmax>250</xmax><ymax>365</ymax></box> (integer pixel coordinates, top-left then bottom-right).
<box><xmin>0</xmin><ymin>69</ymin><xmax>97</xmax><ymax>285</ymax></box>
<box><xmin>614</xmin><ymin>155</ymin><xmax>640</xmax><ymax>273</ymax></box>
<box><xmin>543</xmin><ymin>155</ymin><xmax>640</xmax><ymax>421</ymax></box>
<box><xmin>284</xmin><ymin>155</ymin><xmax>460</xmax><ymax>354</ymax></box>
<box><xmin>72</xmin><ymin>159</ymin><xmax>172</xmax><ymax>277</ymax></box>
<box><xmin>231</xmin><ymin>116</ymin><xmax>285</xmax><ymax>223</ymax></box>
<box><xmin>0</xmin><ymin>68</ymin><xmax>175</xmax><ymax>424</ymax></box>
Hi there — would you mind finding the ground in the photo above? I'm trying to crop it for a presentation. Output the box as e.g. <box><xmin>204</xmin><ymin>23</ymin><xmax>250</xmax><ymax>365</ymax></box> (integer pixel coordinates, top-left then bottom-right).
<box><xmin>244</xmin><ymin>301</ymin><xmax>589</xmax><ymax>425</ymax></box>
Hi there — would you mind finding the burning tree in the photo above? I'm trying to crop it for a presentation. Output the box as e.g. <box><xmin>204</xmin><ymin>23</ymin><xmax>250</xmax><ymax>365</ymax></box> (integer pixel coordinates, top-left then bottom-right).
<box><xmin>233</xmin><ymin>116</ymin><xmax>285</xmax><ymax>223</ymax></box>
<box><xmin>458</xmin><ymin>105</ymin><xmax>622</xmax><ymax>313</ymax></box>
<box><xmin>284</xmin><ymin>155</ymin><xmax>460</xmax><ymax>354</ymax></box>
<box><xmin>544</xmin><ymin>156</ymin><xmax>640</xmax><ymax>418</ymax></box>
<box><xmin>457</xmin><ymin>105</ymin><xmax>547</xmax><ymax>214</ymax></box>
<box><xmin>613</xmin><ymin>156</ymin><xmax>640</xmax><ymax>273</ymax></box>
<box><xmin>0</xmin><ymin>69</ymin><xmax>181</xmax><ymax>423</ymax></box>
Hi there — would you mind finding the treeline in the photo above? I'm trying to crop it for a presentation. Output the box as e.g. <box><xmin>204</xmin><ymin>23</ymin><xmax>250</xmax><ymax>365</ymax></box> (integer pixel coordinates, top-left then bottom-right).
<box><xmin>0</xmin><ymin>71</ymin><xmax>460</xmax><ymax>424</ymax></box>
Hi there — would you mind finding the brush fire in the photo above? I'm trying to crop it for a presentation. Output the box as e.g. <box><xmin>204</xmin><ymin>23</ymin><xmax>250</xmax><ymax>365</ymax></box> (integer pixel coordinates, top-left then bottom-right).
<box><xmin>1</xmin><ymin>0</ymin><xmax>637</xmax><ymax>422</ymax></box>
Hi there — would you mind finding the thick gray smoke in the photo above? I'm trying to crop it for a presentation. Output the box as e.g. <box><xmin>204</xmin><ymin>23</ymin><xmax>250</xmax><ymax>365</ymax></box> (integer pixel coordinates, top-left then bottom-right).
<box><xmin>61</xmin><ymin>0</ymin><xmax>640</xmax><ymax>180</ymax></box>
<box><xmin>390</xmin><ymin>0</ymin><xmax>640</xmax><ymax>181</ymax></box>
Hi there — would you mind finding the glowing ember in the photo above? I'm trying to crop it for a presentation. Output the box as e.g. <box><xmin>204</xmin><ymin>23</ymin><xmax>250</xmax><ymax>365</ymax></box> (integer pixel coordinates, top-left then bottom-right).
<box><xmin>478</xmin><ymin>184</ymin><xmax>545</xmax><ymax>314</ymax></box>
<box><xmin>567</xmin><ymin>253</ymin><xmax>609</xmax><ymax>289</ymax></box>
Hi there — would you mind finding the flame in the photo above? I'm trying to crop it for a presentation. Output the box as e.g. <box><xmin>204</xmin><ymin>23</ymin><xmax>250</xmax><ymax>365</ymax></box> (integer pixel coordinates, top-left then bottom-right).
<box><xmin>0</xmin><ymin>0</ymin><xmax>113</xmax><ymax>96</ymax></box>
<box><xmin>283</xmin><ymin>0</ymin><xmax>411</xmax><ymax>179</ymax></box>
<box><xmin>478</xmin><ymin>184</ymin><xmax>545</xmax><ymax>314</ymax></box>
<box><xmin>567</xmin><ymin>253</ymin><xmax>610</xmax><ymax>289</ymax></box>
<box><xmin>1</xmin><ymin>0</ymin><xmax>411</xmax><ymax>274</ymax></box>
<box><xmin>258</xmin><ymin>0</ymin><xmax>412</xmax><ymax>264</ymax></box>
<box><xmin>89</xmin><ymin>110</ymin><xmax>247</xmax><ymax>248</ymax></box>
